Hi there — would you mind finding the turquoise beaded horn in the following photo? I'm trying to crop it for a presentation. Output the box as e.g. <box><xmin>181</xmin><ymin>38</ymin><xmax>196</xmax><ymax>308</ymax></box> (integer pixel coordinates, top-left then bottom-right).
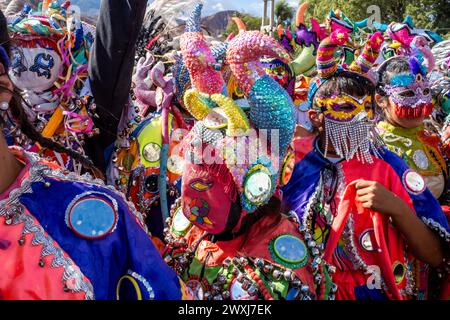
<box><xmin>226</xmin><ymin>31</ymin><xmax>296</xmax><ymax>158</ymax></box>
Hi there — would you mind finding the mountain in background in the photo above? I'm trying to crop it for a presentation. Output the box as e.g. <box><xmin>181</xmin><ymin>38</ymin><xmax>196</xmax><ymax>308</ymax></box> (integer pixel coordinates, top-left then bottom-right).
<box><xmin>71</xmin><ymin>1</ymin><xmax>238</xmax><ymax>36</ymax></box>
<box><xmin>201</xmin><ymin>10</ymin><xmax>238</xmax><ymax>36</ymax></box>
<box><xmin>0</xmin><ymin>0</ymin><xmax>237</xmax><ymax>37</ymax></box>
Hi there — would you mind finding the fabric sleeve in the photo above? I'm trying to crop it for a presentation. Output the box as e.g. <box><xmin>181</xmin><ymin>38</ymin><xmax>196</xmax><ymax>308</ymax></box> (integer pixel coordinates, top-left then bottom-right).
<box><xmin>86</xmin><ymin>0</ymin><xmax>148</xmax><ymax>169</ymax></box>
<box><xmin>381</xmin><ymin>149</ymin><xmax>450</xmax><ymax>243</ymax></box>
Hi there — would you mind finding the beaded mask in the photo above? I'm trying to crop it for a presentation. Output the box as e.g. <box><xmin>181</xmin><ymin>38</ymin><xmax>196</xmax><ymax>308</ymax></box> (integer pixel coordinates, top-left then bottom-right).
<box><xmin>8</xmin><ymin>2</ymin><xmax>94</xmax><ymax>93</ymax></box>
<box><xmin>179</xmin><ymin>5</ymin><xmax>295</xmax><ymax>235</ymax></box>
<box><xmin>378</xmin><ymin>36</ymin><xmax>435</xmax><ymax>119</ymax></box>
<box><xmin>383</xmin><ymin>73</ymin><xmax>433</xmax><ymax>118</ymax></box>
<box><xmin>262</xmin><ymin>58</ymin><xmax>294</xmax><ymax>96</ymax></box>
<box><xmin>307</xmin><ymin>30</ymin><xmax>384</xmax><ymax>163</ymax></box>
<box><xmin>315</xmin><ymin>93</ymin><xmax>373</xmax><ymax>122</ymax></box>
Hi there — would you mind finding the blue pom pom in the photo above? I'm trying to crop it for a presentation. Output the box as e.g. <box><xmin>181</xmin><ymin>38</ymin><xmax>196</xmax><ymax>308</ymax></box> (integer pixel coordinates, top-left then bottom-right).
<box><xmin>390</xmin><ymin>73</ymin><xmax>415</xmax><ymax>86</ymax></box>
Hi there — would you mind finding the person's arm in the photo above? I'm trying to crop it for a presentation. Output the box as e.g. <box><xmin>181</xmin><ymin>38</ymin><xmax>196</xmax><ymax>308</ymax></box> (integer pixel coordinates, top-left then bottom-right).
<box><xmin>355</xmin><ymin>180</ymin><xmax>444</xmax><ymax>267</ymax></box>
<box><xmin>86</xmin><ymin>0</ymin><xmax>148</xmax><ymax>170</ymax></box>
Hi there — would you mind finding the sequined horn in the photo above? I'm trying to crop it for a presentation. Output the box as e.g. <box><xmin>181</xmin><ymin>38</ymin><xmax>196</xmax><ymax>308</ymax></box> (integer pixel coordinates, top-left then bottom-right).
<box><xmin>183</xmin><ymin>88</ymin><xmax>211</xmax><ymax>121</ymax></box>
<box><xmin>295</xmin><ymin>1</ymin><xmax>309</xmax><ymax>27</ymax></box>
<box><xmin>180</xmin><ymin>3</ymin><xmax>225</xmax><ymax>95</ymax></box>
<box><xmin>227</xmin><ymin>31</ymin><xmax>295</xmax><ymax>157</ymax></box>
<box><xmin>232</xmin><ymin>17</ymin><xmax>247</xmax><ymax>33</ymax></box>
<box><xmin>210</xmin><ymin>94</ymin><xmax>250</xmax><ymax>136</ymax></box>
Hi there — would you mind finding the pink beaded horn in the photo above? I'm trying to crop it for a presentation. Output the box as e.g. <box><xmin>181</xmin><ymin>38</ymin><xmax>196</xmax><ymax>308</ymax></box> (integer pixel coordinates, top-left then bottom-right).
<box><xmin>180</xmin><ymin>3</ymin><xmax>225</xmax><ymax>95</ymax></box>
<box><xmin>226</xmin><ymin>31</ymin><xmax>291</xmax><ymax>95</ymax></box>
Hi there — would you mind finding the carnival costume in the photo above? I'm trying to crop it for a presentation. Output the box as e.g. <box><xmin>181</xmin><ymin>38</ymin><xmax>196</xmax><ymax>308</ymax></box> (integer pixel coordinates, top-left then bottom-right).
<box><xmin>376</xmin><ymin>35</ymin><xmax>448</xmax><ymax>199</ymax></box>
<box><xmin>0</xmin><ymin>147</ymin><xmax>185</xmax><ymax>300</ymax></box>
<box><xmin>4</xmin><ymin>1</ymin><xmax>98</xmax><ymax>173</ymax></box>
<box><xmin>282</xmin><ymin>30</ymin><xmax>450</xmax><ymax>300</ymax></box>
<box><xmin>108</xmin><ymin>52</ymin><xmax>189</xmax><ymax>240</ymax></box>
<box><xmin>106</xmin><ymin>3</ymin><xmax>241</xmax><ymax>240</ymax></box>
<box><xmin>162</xmin><ymin>4</ymin><xmax>335</xmax><ymax>301</ymax></box>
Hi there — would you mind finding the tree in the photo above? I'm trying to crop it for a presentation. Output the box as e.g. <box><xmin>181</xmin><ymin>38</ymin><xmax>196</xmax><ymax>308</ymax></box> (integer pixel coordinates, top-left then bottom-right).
<box><xmin>294</xmin><ymin>0</ymin><xmax>449</xmax><ymax>38</ymax></box>
<box><xmin>224</xmin><ymin>12</ymin><xmax>262</xmax><ymax>37</ymax></box>
<box><xmin>275</xmin><ymin>0</ymin><xmax>294</xmax><ymax>27</ymax></box>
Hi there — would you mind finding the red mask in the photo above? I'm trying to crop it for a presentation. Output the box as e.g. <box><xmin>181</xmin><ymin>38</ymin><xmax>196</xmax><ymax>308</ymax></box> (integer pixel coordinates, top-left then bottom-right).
<box><xmin>181</xmin><ymin>161</ymin><xmax>242</xmax><ymax>234</ymax></box>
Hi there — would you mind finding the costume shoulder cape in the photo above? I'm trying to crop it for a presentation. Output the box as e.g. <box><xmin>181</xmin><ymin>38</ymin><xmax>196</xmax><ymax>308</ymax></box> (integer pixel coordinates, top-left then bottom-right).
<box><xmin>282</xmin><ymin>143</ymin><xmax>450</xmax><ymax>243</ymax></box>
<box><xmin>0</xmin><ymin>150</ymin><xmax>183</xmax><ymax>300</ymax></box>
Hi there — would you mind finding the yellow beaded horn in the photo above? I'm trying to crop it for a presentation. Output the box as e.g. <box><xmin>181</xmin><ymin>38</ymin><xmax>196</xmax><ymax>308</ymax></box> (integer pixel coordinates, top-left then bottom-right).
<box><xmin>183</xmin><ymin>88</ymin><xmax>250</xmax><ymax>137</ymax></box>
<box><xmin>210</xmin><ymin>94</ymin><xmax>250</xmax><ymax>136</ymax></box>
<box><xmin>183</xmin><ymin>88</ymin><xmax>211</xmax><ymax>121</ymax></box>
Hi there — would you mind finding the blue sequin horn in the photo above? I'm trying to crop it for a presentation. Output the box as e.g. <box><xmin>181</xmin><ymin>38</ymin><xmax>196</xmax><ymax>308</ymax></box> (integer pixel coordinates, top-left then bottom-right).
<box><xmin>226</xmin><ymin>30</ymin><xmax>296</xmax><ymax>158</ymax></box>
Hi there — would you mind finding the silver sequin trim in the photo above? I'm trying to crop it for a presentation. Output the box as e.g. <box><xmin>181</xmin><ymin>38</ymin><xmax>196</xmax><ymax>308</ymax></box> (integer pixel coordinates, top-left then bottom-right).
<box><xmin>422</xmin><ymin>217</ymin><xmax>450</xmax><ymax>242</ymax></box>
<box><xmin>0</xmin><ymin>152</ymin><xmax>95</xmax><ymax>300</ymax></box>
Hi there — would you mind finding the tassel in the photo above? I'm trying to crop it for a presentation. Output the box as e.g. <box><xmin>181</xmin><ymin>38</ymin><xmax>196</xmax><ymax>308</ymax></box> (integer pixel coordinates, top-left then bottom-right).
<box><xmin>41</xmin><ymin>107</ymin><xmax>64</xmax><ymax>138</ymax></box>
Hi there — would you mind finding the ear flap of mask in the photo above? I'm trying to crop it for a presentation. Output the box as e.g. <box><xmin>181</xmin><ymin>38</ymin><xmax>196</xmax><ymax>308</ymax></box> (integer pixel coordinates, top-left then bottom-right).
<box><xmin>279</xmin><ymin>148</ymin><xmax>295</xmax><ymax>186</ymax></box>
<box><xmin>241</xmin><ymin>156</ymin><xmax>278</xmax><ymax>213</ymax></box>
<box><xmin>136</xmin><ymin>113</ymin><xmax>174</xmax><ymax>168</ymax></box>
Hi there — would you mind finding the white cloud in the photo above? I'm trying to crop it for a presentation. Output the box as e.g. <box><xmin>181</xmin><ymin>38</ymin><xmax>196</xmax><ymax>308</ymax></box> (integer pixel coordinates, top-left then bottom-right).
<box><xmin>212</xmin><ymin>3</ymin><xmax>225</xmax><ymax>11</ymax></box>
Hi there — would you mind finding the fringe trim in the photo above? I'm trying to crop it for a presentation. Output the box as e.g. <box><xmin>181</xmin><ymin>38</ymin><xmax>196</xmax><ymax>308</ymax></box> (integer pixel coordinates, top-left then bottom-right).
<box><xmin>394</xmin><ymin>104</ymin><xmax>433</xmax><ymax>118</ymax></box>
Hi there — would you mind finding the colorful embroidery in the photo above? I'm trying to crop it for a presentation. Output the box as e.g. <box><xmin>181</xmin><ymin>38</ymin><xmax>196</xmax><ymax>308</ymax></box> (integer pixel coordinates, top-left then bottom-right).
<box><xmin>187</xmin><ymin>198</ymin><xmax>212</xmax><ymax>225</ymax></box>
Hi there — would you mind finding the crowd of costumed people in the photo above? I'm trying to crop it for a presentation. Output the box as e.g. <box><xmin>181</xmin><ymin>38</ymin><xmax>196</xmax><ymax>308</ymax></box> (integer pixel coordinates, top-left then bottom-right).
<box><xmin>0</xmin><ymin>0</ymin><xmax>449</xmax><ymax>300</ymax></box>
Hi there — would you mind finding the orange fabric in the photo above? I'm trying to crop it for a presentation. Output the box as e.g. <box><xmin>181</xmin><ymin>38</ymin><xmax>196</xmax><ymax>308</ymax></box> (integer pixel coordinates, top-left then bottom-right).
<box><xmin>151</xmin><ymin>236</ymin><xmax>166</xmax><ymax>254</ymax></box>
<box><xmin>181</xmin><ymin>214</ymin><xmax>317</xmax><ymax>293</ymax></box>
<box><xmin>0</xmin><ymin>215</ymin><xmax>87</xmax><ymax>300</ymax></box>
<box><xmin>241</xmin><ymin>214</ymin><xmax>317</xmax><ymax>292</ymax></box>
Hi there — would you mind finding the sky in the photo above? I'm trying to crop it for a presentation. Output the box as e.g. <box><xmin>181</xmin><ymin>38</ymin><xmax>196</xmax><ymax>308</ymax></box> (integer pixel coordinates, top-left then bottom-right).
<box><xmin>69</xmin><ymin>0</ymin><xmax>301</xmax><ymax>18</ymax></box>
<box><xmin>201</xmin><ymin>0</ymin><xmax>300</xmax><ymax>16</ymax></box>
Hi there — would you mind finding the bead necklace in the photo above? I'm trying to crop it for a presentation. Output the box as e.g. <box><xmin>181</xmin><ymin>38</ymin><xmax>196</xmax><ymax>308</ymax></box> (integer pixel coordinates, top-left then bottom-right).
<box><xmin>164</xmin><ymin>200</ymin><xmax>336</xmax><ymax>299</ymax></box>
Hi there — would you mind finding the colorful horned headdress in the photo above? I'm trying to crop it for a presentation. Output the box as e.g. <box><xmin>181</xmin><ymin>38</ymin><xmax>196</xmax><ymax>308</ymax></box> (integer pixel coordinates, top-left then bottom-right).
<box><xmin>377</xmin><ymin>35</ymin><xmax>436</xmax><ymax>119</ymax></box>
<box><xmin>307</xmin><ymin>30</ymin><xmax>385</xmax><ymax>163</ymax></box>
<box><xmin>276</xmin><ymin>2</ymin><xmax>327</xmax><ymax>78</ymax></box>
<box><xmin>178</xmin><ymin>4</ymin><xmax>295</xmax><ymax>235</ymax></box>
<box><xmin>430</xmin><ymin>40</ymin><xmax>450</xmax><ymax>115</ymax></box>
<box><xmin>380</xmin><ymin>16</ymin><xmax>443</xmax><ymax>61</ymax></box>
<box><xmin>5</xmin><ymin>1</ymin><xmax>97</xmax><ymax>172</ymax></box>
